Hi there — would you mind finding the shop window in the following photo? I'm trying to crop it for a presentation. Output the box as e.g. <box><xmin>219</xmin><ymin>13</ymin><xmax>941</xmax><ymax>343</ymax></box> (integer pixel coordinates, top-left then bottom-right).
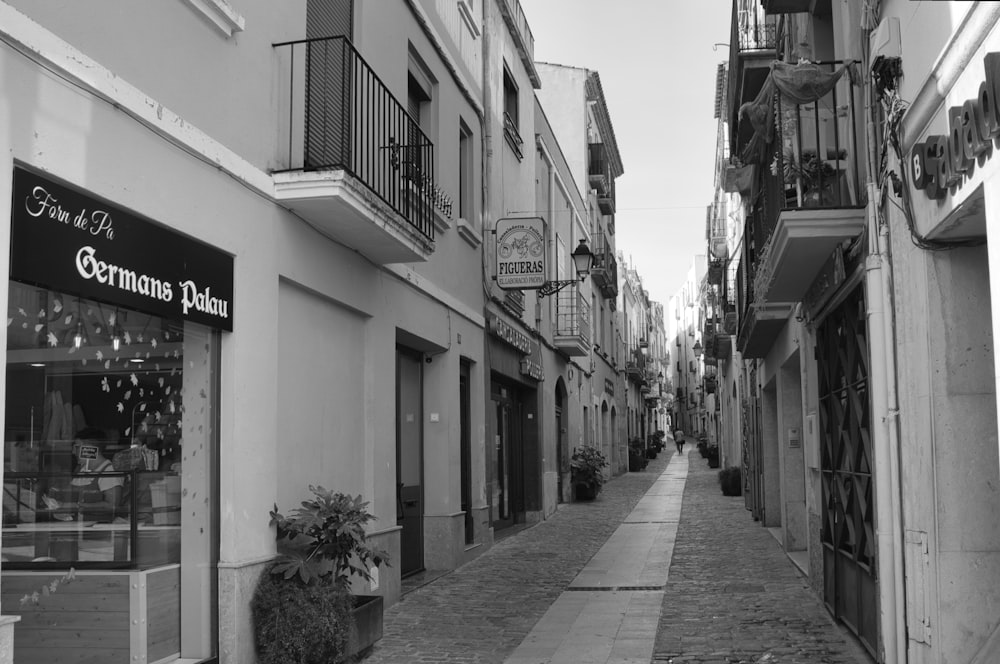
<box><xmin>3</xmin><ymin>281</ymin><xmax>219</xmax><ymax>653</ymax></box>
<box><xmin>3</xmin><ymin>281</ymin><xmax>219</xmax><ymax>568</ymax></box>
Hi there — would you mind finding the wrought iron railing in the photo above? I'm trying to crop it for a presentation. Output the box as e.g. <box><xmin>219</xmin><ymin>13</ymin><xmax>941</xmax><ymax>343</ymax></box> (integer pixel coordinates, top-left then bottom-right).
<box><xmin>553</xmin><ymin>286</ymin><xmax>591</xmax><ymax>346</ymax></box>
<box><xmin>273</xmin><ymin>36</ymin><xmax>435</xmax><ymax>241</ymax></box>
<box><xmin>503</xmin><ymin>111</ymin><xmax>524</xmax><ymax>160</ymax></box>
<box><xmin>588</xmin><ymin>143</ymin><xmax>611</xmax><ymax>196</ymax></box>
<box><xmin>733</xmin><ymin>0</ymin><xmax>777</xmax><ymax>52</ymax></box>
<box><xmin>767</xmin><ymin>61</ymin><xmax>861</xmax><ymax>214</ymax></box>
<box><xmin>727</xmin><ymin>0</ymin><xmax>778</xmax><ymax>131</ymax></box>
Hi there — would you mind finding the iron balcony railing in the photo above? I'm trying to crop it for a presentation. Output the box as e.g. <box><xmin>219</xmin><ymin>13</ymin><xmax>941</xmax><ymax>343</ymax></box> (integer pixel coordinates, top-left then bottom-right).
<box><xmin>503</xmin><ymin>111</ymin><xmax>524</xmax><ymax>160</ymax></box>
<box><xmin>727</xmin><ymin>0</ymin><xmax>778</xmax><ymax>133</ymax></box>
<box><xmin>767</xmin><ymin>61</ymin><xmax>862</xmax><ymax>215</ymax></box>
<box><xmin>733</xmin><ymin>0</ymin><xmax>777</xmax><ymax>52</ymax></box>
<box><xmin>273</xmin><ymin>36</ymin><xmax>435</xmax><ymax>241</ymax></box>
<box><xmin>590</xmin><ymin>231</ymin><xmax>618</xmax><ymax>299</ymax></box>
<box><xmin>588</xmin><ymin>143</ymin><xmax>611</xmax><ymax>196</ymax></box>
<box><xmin>553</xmin><ymin>285</ymin><xmax>591</xmax><ymax>346</ymax></box>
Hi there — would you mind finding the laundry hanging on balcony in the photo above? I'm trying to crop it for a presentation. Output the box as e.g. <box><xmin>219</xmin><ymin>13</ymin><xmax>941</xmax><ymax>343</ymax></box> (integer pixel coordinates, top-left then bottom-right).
<box><xmin>738</xmin><ymin>60</ymin><xmax>855</xmax><ymax>166</ymax></box>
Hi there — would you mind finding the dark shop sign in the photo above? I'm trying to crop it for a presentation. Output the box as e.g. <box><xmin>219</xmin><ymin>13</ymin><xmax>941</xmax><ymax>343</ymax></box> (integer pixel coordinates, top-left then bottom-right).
<box><xmin>11</xmin><ymin>166</ymin><xmax>234</xmax><ymax>331</ymax></box>
<box><xmin>911</xmin><ymin>52</ymin><xmax>1000</xmax><ymax>200</ymax></box>
<box><xmin>488</xmin><ymin>313</ymin><xmax>533</xmax><ymax>355</ymax></box>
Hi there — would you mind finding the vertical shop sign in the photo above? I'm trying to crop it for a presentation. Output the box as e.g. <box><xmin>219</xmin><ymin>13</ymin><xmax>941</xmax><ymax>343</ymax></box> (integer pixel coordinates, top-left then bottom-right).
<box><xmin>495</xmin><ymin>217</ymin><xmax>545</xmax><ymax>290</ymax></box>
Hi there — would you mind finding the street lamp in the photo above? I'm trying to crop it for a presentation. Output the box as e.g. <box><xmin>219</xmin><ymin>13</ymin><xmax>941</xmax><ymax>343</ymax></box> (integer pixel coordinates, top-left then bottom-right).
<box><xmin>537</xmin><ymin>239</ymin><xmax>595</xmax><ymax>297</ymax></box>
<box><xmin>693</xmin><ymin>340</ymin><xmax>703</xmax><ymax>359</ymax></box>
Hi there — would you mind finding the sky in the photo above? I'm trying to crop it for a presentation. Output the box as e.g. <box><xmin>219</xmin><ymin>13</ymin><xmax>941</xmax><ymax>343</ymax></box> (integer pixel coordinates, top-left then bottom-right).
<box><xmin>520</xmin><ymin>0</ymin><xmax>732</xmax><ymax>308</ymax></box>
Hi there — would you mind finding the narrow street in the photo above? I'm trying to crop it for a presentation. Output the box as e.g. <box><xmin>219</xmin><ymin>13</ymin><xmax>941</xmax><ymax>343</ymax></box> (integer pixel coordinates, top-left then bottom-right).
<box><xmin>364</xmin><ymin>441</ymin><xmax>871</xmax><ymax>664</ymax></box>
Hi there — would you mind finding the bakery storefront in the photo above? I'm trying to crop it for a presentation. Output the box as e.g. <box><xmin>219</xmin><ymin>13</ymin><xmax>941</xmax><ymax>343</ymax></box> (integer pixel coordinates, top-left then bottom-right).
<box><xmin>2</xmin><ymin>165</ymin><xmax>231</xmax><ymax>664</ymax></box>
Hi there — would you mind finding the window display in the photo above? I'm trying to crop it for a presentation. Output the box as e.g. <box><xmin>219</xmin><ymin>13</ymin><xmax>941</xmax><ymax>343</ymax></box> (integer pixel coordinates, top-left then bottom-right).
<box><xmin>3</xmin><ymin>282</ymin><xmax>214</xmax><ymax>570</ymax></box>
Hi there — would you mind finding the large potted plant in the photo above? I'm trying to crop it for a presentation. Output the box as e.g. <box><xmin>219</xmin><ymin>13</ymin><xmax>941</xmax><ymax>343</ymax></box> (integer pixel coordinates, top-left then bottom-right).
<box><xmin>252</xmin><ymin>486</ymin><xmax>390</xmax><ymax>664</ymax></box>
<box><xmin>571</xmin><ymin>446</ymin><xmax>609</xmax><ymax>500</ymax></box>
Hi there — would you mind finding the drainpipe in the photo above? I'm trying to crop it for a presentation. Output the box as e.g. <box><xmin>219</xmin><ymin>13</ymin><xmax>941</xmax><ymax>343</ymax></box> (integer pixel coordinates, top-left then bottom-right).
<box><xmin>862</xmin><ymin>49</ymin><xmax>906</xmax><ymax>661</ymax></box>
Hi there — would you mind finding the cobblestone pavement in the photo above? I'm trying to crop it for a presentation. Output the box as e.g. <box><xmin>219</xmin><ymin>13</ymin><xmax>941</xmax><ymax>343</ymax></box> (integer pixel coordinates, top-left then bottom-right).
<box><xmin>651</xmin><ymin>453</ymin><xmax>873</xmax><ymax>664</ymax></box>
<box><xmin>363</xmin><ymin>452</ymin><xmax>672</xmax><ymax>664</ymax></box>
<box><xmin>363</xmin><ymin>447</ymin><xmax>873</xmax><ymax>664</ymax></box>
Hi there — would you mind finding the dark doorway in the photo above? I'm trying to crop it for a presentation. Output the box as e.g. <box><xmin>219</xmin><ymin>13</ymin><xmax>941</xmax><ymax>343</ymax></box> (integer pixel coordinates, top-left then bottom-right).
<box><xmin>817</xmin><ymin>286</ymin><xmax>877</xmax><ymax>657</ymax></box>
<box><xmin>460</xmin><ymin>361</ymin><xmax>473</xmax><ymax>544</ymax></box>
<box><xmin>396</xmin><ymin>347</ymin><xmax>424</xmax><ymax>577</ymax></box>
<box><xmin>490</xmin><ymin>382</ymin><xmax>523</xmax><ymax>531</ymax></box>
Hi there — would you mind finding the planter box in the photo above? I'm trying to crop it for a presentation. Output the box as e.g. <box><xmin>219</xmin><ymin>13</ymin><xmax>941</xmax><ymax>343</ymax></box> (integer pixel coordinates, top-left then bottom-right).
<box><xmin>351</xmin><ymin>594</ymin><xmax>383</xmax><ymax>658</ymax></box>
<box><xmin>574</xmin><ymin>482</ymin><xmax>598</xmax><ymax>501</ymax></box>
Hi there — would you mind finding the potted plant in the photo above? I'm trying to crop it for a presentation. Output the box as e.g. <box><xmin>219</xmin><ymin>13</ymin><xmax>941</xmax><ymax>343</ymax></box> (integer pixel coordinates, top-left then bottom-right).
<box><xmin>719</xmin><ymin>466</ymin><xmax>742</xmax><ymax>496</ymax></box>
<box><xmin>252</xmin><ymin>486</ymin><xmax>390</xmax><ymax>664</ymax></box>
<box><xmin>571</xmin><ymin>446</ymin><xmax>609</xmax><ymax>500</ymax></box>
<box><xmin>628</xmin><ymin>439</ymin><xmax>648</xmax><ymax>472</ymax></box>
<box><xmin>781</xmin><ymin>148</ymin><xmax>841</xmax><ymax>207</ymax></box>
<box><xmin>706</xmin><ymin>444</ymin><xmax>721</xmax><ymax>469</ymax></box>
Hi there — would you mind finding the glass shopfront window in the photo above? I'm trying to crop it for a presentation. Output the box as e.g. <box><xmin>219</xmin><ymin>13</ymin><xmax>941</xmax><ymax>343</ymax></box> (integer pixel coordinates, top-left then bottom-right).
<box><xmin>3</xmin><ymin>281</ymin><xmax>219</xmax><ymax>572</ymax></box>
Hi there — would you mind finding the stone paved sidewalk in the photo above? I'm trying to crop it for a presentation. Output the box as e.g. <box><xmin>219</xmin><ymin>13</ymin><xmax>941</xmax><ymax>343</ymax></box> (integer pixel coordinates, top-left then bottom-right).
<box><xmin>363</xmin><ymin>452</ymin><xmax>673</xmax><ymax>663</ymax></box>
<box><xmin>651</xmin><ymin>452</ymin><xmax>872</xmax><ymax>664</ymax></box>
<box><xmin>363</xmin><ymin>446</ymin><xmax>873</xmax><ymax>664</ymax></box>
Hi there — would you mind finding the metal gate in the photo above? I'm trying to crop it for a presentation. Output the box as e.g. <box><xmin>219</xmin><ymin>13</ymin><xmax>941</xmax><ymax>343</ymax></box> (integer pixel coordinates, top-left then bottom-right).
<box><xmin>742</xmin><ymin>367</ymin><xmax>764</xmax><ymax>520</ymax></box>
<box><xmin>817</xmin><ymin>286</ymin><xmax>877</xmax><ymax>656</ymax></box>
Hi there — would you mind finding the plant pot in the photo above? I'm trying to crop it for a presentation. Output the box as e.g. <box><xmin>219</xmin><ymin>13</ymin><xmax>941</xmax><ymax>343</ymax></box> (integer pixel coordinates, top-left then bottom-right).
<box><xmin>574</xmin><ymin>482</ymin><xmax>598</xmax><ymax>501</ymax></box>
<box><xmin>707</xmin><ymin>454</ymin><xmax>720</xmax><ymax>469</ymax></box>
<box><xmin>645</xmin><ymin>448</ymin><xmax>657</xmax><ymax>459</ymax></box>
<box><xmin>350</xmin><ymin>594</ymin><xmax>383</xmax><ymax>658</ymax></box>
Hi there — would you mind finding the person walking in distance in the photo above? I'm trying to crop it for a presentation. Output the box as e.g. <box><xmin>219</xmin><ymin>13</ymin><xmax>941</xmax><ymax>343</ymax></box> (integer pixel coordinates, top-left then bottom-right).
<box><xmin>673</xmin><ymin>428</ymin><xmax>685</xmax><ymax>454</ymax></box>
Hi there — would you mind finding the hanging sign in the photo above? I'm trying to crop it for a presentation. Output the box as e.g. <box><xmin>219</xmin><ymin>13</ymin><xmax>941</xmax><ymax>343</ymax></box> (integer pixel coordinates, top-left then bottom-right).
<box><xmin>11</xmin><ymin>166</ymin><xmax>234</xmax><ymax>330</ymax></box>
<box><xmin>495</xmin><ymin>217</ymin><xmax>545</xmax><ymax>290</ymax></box>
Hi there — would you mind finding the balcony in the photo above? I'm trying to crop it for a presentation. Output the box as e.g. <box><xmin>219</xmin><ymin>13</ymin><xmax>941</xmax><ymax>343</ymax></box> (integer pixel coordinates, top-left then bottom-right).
<box><xmin>590</xmin><ymin>232</ymin><xmax>619</xmax><ymax>300</ymax></box>
<box><xmin>597</xmin><ymin>193</ymin><xmax>616</xmax><ymax>216</ymax></box>
<box><xmin>727</xmin><ymin>0</ymin><xmax>778</xmax><ymax>158</ymax></box>
<box><xmin>272</xmin><ymin>37</ymin><xmax>436</xmax><ymax>264</ymax></box>
<box><xmin>553</xmin><ymin>285</ymin><xmax>591</xmax><ymax>357</ymax></box>
<box><xmin>497</xmin><ymin>0</ymin><xmax>541</xmax><ymax>87</ymax></box>
<box><xmin>626</xmin><ymin>348</ymin><xmax>646</xmax><ymax>383</ymax></box>
<box><xmin>734</xmin><ymin>61</ymin><xmax>865</xmax><ymax>357</ymax></box>
<box><xmin>750</xmin><ymin>62</ymin><xmax>865</xmax><ymax>303</ymax></box>
<box><xmin>707</xmin><ymin>259</ymin><xmax>725</xmax><ymax>287</ymax></box>
<box><xmin>589</xmin><ymin>143</ymin><xmax>611</xmax><ymax>196</ymax></box>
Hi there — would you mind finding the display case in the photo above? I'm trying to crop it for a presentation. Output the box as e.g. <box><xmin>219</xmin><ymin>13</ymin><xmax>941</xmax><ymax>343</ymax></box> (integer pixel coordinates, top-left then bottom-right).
<box><xmin>2</xmin><ymin>470</ymin><xmax>181</xmax><ymax>569</ymax></box>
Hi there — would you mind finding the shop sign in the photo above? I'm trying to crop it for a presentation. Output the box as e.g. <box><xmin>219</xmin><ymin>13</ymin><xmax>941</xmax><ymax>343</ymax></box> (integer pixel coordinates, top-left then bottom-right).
<box><xmin>911</xmin><ymin>52</ymin><xmax>1000</xmax><ymax>200</ymax></box>
<box><xmin>495</xmin><ymin>217</ymin><xmax>545</xmax><ymax>290</ymax></box>
<box><xmin>488</xmin><ymin>313</ymin><xmax>533</xmax><ymax>355</ymax></box>
<box><xmin>519</xmin><ymin>358</ymin><xmax>544</xmax><ymax>381</ymax></box>
<box><xmin>11</xmin><ymin>166</ymin><xmax>234</xmax><ymax>330</ymax></box>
